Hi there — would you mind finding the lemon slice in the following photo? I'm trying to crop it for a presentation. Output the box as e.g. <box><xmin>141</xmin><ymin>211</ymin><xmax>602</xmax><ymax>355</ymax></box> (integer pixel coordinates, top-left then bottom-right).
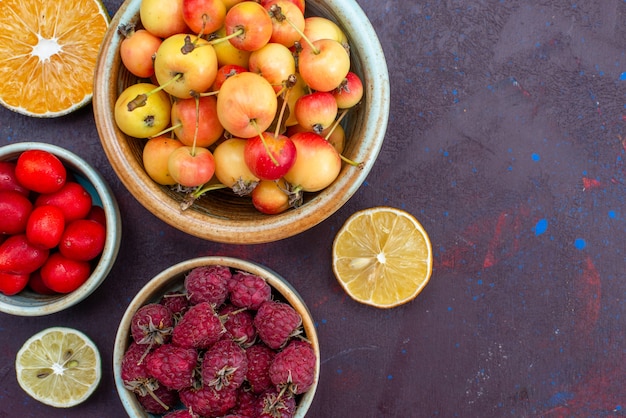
<box><xmin>15</xmin><ymin>327</ymin><xmax>102</xmax><ymax>407</ymax></box>
<box><xmin>332</xmin><ymin>207</ymin><xmax>433</xmax><ymax>308</ymax></box>
<box><xmin>0</xmin><ymin>0</ymin><xmax>110</xmax><ymax>117</ymax></box>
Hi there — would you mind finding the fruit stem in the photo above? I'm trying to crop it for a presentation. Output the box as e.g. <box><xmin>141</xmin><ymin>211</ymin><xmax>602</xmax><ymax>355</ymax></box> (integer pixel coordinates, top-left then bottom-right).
<box><xmin>274</xmin><ymin>75</ymin><xmax>296</xmax><ymax>137</ymax></box>
<box><xmin>191</xmin><ymin>93</ymin><xmax>201</xmax><ymax>153</ymax></box>
<box><xmin>195</xmin><ymin>13</ymin><xmax>211</xmax><ymax>38</ymax></box>
<box><xmin>325</xmin><ymin>109</ymin><xmax>363</xmax><ymax>168</ymax></box>
<box><xmin>192</xmin><ymin>182</ymin><xmax>228</xmax><ymax>198</ymax></box>
<box><xmin>181</xmin><ymin>182</ymin><xmax>229</xmax><ymax>210</ymax></box>
<box><xmin>324</xmin><ymin>108</ymin><xmax>348</xmax><ymax>141</ymax></box>
<box><xmin>208</xmin><ymin>28</ymin><xmax>244</xmax><ymax>46</ymax></box>
<box><xmin>198</xmin><ymin>90</ymin><xmax>220</xmax><ymax>97</ymax></box>
<box><xmin>275</xmin><ymin>90</ymin><xmax>290</xmax><ymax>138</ymax></box>
<box><xmin>340</xmin><ymin>153</ymin><xmax>363</xmax><ymax>168</ymax></box>
<box><xmin>251</xmin><ymin>120</ymin><xmax>280</xmax><ymax>166</ymax></box>
<box><xmin>268</xmin><ymin>4</ymin><xmax>319</xmax><ymax>54</ymax></box>
<box><xmin>149</xmin><ymin>123</ymin><xmax>182</xmax><ymax>139</ymax></box>
<box><xmin>127</xmin><ymin>73</ymin><xmax>182</xmax><ymax>111</ymax></box>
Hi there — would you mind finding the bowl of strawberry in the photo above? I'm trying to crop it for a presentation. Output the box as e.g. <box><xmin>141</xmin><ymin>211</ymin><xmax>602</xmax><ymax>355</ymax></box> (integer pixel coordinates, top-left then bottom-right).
<box><xmin>0</xmin><ymin>142</ymin><xmax>121</xmax><ymax>316</ymax></box>
<box><xmin>93</xmin><ymin>0</ymin><xmax>389</xmax><ymax>244</ymax></box>
<box><xmin>113</xmin><ymin>256</ymin><xmax>320</xmax><ymax>417</ymax></box>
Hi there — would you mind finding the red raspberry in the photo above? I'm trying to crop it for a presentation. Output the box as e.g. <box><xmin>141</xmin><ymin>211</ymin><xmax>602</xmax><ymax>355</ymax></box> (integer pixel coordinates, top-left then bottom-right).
<box><xmin>202</xmin><ymin>338</ymin><xmax>248</xmax><ymax>391</ymax></box>
<box><xmin>121</xmin><ymin>342</ymin><xmax>159</xmax><ymax>396</ymax></box>
<box><xmin>130</xmin><ymin>303</ymin><xmax>174</xmax><ymax>346</ymax></box>
<box><xmin>219</xmin><ymin>304</ymin><xmax>257</xmax><ymax>348</ymax></box>
<box><xmin>185</xmin><ymin>265</ymin><xmax>231</xmax><ymax>306</ymax></box>
<box><xmin>254</xmin><ymin>300</ymin><xmax>302</xmax><ymax>349</ymax></box>
<box><xmin>245</xmin><ymin>343</ymin><xmax>276</xmax><ymax>394</ymax></box>
<box><xmin>230</xmin><ymin>388</ymin><xmax>259</xmax><ymax>417</ymax></box>
<box><xmin>163</xmin><ymin>409</ymin><xmax>200</xmax><ymax>418</ymax></box>
<box><xmin>269</xmin><ymin>339</ymin><xmax>317</xmax><ymax>395</ymax></box>
<box><xmin>257</xmin><ymin>387</ymin><xmax>296</xmax><ymax>418</ymax></box>
<box><xmin>145</xmin><ymin>343</ymin><xmax>198</xmax><ymax>391</ymax></box>
<box><xmin>137</xmin><ymin>384</ymin><xmax>179</xmax><ymax>415</ymax></box>
<box><xmin>172</xmin><ymin>301</ymin><xmax>226</xmax><ymax>349</ymax></box>
<box><xmin>160</xmin><ymin>291</ymin><xmax>190</xmax><ymax>320</ymax></box>
<box><xmin>179</xmin><ymin>385</ymin><xmax>238</xmax><ymax>417</ymax></box>
<box><xmin>228</xmin><ymin>271</ymin><xmax>271</xmax><ymax>310</ymax></box>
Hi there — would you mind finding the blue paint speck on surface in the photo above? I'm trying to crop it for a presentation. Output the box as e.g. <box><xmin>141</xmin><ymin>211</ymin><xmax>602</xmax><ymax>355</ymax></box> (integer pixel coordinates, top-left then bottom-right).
<box><xmin>546</xmin><ymin>391</ymin><xmax>575</xmax><ymax>407</ymax></box>
<box><xmin>535</xmin><ymin>218</ymin><xmax>548</xmax><ymax>235</ymax></box>
<box><xmin>387</xmin><ymin>374</ymin><xmax>393</xmax><ymax>380</ymax></box>
<box><xmin>609</xmin><ymin>210</ymin><xmax>616</xmax><ymax>219</ymax></box>
<box><xmin>574</xmin><ymin>238</ymin><xmax>586</xmax><ymax>250</ymax></box>
<box><xmin>620</xmin><ymin>72</ymin><xmax>626</xmax><ymax>80</ymax></box>
<box><xmin>532</xmin><ymin>153</ymin><xmax>540</xmax><ymax>161</ymax></box>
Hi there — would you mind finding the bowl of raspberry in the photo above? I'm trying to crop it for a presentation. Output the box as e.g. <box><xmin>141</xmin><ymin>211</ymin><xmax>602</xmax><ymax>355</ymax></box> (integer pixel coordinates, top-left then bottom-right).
<box><xmin>113</xmin><ymin>256</ymin><xmax>320</xmax><ymax>417</ymax></box>
<box><xmin>0</xmin><ymin>141</ymin><xmax>122</xmax><ymax>316</ymax></box>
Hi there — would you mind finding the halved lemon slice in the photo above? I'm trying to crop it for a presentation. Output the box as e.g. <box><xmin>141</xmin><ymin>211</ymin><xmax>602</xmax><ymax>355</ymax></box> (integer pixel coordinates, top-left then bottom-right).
<box><xmin>15</xmin><ymin>327</ymin><xmax>102</xmax><ymax>408</ymax></box>
<box><xmin>332</xmin><ymin>207</ymin><xmax>433</xmax><ymax>308</ymax></box>
<box><xmin>0</xmin><ymin>0</ymin><xmax>110</xmax><ymax>117</ymax></box>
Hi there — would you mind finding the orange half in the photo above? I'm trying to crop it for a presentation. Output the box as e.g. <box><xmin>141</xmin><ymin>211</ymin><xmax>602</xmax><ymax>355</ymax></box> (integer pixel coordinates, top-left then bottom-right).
<box><xmin>0</xmin><ymin>0</ymin><xmax>110</xmax><ymax>117</ymax></box>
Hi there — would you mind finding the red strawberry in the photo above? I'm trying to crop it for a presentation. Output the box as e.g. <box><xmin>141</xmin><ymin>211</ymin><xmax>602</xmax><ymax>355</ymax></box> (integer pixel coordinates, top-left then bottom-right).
<box><xmin>245</xmin><ymin>343</ymin><xmax>276</xmax><ymax>394</ymax></box>
<box><xmin>137</xmin><ymin>384</ymin><xmax>179</xmax><ymax>415</ymax></box>
<box><xmin>172</xmin><ymin>301</ymin><xmax>226</xmax><ymax>349</ymax></box>
<box><xmin>130</xmin><ymin>303</ymin><xmax>174</xmax><ymax>347</ymax></box>
<box><xmin>228</xmin><ymin>271</ymin><xmax>271</xmax><ymax>310</ymax></box>
<box><xmin>145</xmin><ymin>343</ymin><xmax>198</xmax><ymax>391</ymax></box>
<box><xmin>185</xmin><ymin>265</ymin><xmax>231</xmax><ymax>306</ymax></box>
<box><xmin>179</xmin><ymin>385</ymin><xmax>238</xmax><ymax>417</ymax></box>
<box><xmin>269</xmin><ymin>339</ymin><xmax>317</xmax><ymax>395</ymax></box>
<box><xmin>219</xmin><ymin>304</ymin><xmax>257</xmax><ymax>348</ymax></box>
<box><xmin>257</xmin><ymin>387</ymin><xmax>296</xmax><ymax>418</ymax></box>
<box><xmin>254</xmin><ymin>300</ymin><xmax>302</xmax><ymax>349</ymax></box>
<box><xmin>201</xmin><ymin>338</ymin><xmax>248</xmax><ymax>391</ymax></box>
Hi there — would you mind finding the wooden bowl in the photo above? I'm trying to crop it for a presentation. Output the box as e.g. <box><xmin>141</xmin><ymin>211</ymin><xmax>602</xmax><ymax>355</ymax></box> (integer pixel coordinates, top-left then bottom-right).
<box><xmin>0</xmin><ymin>142</ymin><xmax>122</xmax><ymax>316</ymax></box>
<box><xmin>93</xmin><ymin>0</ymin><xmax>389</xmax><ymax>244</ymax></box>
<box><xmin>113</xmin><ymin>256</ymin><xmax>320</xmax><ymax>417</ymax></box>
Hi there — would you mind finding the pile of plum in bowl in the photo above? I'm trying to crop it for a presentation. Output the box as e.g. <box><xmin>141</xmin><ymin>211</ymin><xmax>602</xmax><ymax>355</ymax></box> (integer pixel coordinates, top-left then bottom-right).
<box><xmin>93</xmin><ymin>0</ymin><xmax>389</xmax><ymax>244</ymax></box>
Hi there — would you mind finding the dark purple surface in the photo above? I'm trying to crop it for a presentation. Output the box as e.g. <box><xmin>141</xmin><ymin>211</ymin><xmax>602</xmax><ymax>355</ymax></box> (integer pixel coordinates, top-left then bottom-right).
<box><xmin>2</xmin><ymin>0</ymin><xmax>626</xmax><ymax>417</ymax></box>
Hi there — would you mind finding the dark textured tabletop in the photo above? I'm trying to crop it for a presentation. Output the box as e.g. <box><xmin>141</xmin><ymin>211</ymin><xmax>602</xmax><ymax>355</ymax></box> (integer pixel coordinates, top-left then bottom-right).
<box><xmin>2</xmin><ymin>1</ymin><xmax>626</xmax><ymax>417</ymax></box>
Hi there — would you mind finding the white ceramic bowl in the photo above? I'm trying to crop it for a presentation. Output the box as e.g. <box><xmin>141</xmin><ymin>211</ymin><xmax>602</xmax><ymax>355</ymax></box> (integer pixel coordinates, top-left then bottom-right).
<box><xmin>113</xmin><ymin>256</ymin><xmax>320</xmax><ymax>417</ymax></box>
<box><xmin>0</xmin><ymin>141</ymin><xmax>122</xmax><ymax>316</ymax></box>
<box><xmin>93</xmin><ymin>0</ymin><xmax>389</xmax><ymax>244</ymax></box>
